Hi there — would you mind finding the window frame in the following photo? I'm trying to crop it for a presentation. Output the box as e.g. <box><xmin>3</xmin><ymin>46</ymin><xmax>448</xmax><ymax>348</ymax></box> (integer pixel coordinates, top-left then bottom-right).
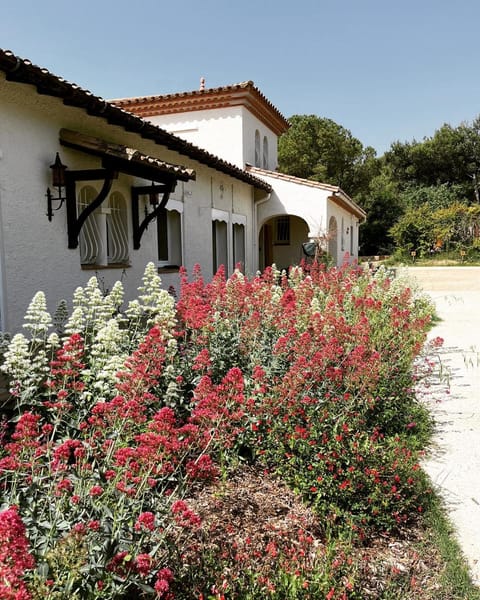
<box><xmin>77</xmin><ymin>186</ymin><xmax>130</xmax><ymax>267</ymax></box>
<box><xmin>254</xmin><ymin>129</ymin><xmax>261</xmax><ymax>167</ymax></box>
<box><xmin>232</xmin><ymin>214</ymin><xmax>247</xmax><ymax>272</ymax></box>
<box><xmin>262</xmin><ymin>135</ymin><xmax>269</xmax><ymax>169</ymax></box>
<box><xmin>157</xmin><ymin>199</ymin><xmax>184</xmax><ymax>269</ymax></box>
<box><xmin>274</xmin><ymin>215</ymin><xmax>290</xmax><ymax>246</ymax></box>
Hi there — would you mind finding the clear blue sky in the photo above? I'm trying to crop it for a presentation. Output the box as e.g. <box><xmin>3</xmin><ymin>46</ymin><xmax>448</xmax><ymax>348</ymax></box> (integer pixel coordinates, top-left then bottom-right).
<box><xmin>1</xmin><ymin>0</ymin><xmax>479</xmax><ymax>155</ymax></box>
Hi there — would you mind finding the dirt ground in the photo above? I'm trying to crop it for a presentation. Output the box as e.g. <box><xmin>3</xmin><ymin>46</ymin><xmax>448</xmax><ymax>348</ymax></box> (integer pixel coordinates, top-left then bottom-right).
<box><xmin>397</xmin><ymin>265</ymin><xmax>480</xmax><ymax>291</ymax></box>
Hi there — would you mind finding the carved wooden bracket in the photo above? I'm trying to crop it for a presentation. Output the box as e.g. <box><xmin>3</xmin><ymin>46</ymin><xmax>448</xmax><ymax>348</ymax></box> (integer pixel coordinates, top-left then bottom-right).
<box><xmin>65</xmin><ymin>169</ymin><xmax>118</xmax><ymax>249</ymax></box>
<box><xmin>131</xmin><ymin>181</ymin><xmax>177</xmax><ymax>249</ymax></box>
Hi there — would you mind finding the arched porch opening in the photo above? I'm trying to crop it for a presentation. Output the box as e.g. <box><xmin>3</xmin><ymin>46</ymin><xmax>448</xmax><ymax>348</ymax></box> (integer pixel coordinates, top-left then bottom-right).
<box><xmin>258</xmin><ymin>214</ymin><xmax>309</xmax><ymax>272</ymax></box>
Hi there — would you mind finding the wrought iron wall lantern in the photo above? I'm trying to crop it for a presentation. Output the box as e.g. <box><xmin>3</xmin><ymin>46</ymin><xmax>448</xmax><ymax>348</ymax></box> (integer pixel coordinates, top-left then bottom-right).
<box><xmin>45</xmin><ymin>149</ymin><xmax>118</xmax><ymax>247</ymax></box>
<box><xmin>149</xmin><ymin>182</ymin><xmax>160</xmax><ymax>206</ymax></box>
<box><xmin>144</xmin><ymin>182</ymin><xmax>160</xmax><ymax>218</ymax></box>
<box><xmin>46</xmin><ymin>153</ymin><xmax>68</xmax><ymax>220</ymax></box>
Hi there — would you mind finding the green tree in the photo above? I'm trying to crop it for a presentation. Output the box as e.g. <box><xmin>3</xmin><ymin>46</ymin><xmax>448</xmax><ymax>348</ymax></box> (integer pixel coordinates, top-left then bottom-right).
<box><xmin>399</xmin><ymin>183</ymin><xmax>466</xmax><ymax>211</ymax></box>
<box><xmin>357</xmin><ymin>171</ymin><xmax>402</xmax><ymax>255</ymax></box>
<box><xmin>385</xmin><ymin>118</ymin><xmax>480</xmax><ymax>203</ymax></box>
<box><xmin>278</xmin><ymin>115</ymin><xmax>378</xmax><ymax>196</ymax></box>
<box><xmin>389</xmin><ymin>205</ymin><xmax>435</xmax><ymax>256</ymax></box>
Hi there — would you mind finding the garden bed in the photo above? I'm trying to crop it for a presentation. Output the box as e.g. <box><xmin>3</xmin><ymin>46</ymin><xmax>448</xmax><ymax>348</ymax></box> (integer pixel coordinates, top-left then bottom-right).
<box><xmin>0</xmin><ymin>262</ymin><xmax>474</xmax><ymax>598</ymax></box>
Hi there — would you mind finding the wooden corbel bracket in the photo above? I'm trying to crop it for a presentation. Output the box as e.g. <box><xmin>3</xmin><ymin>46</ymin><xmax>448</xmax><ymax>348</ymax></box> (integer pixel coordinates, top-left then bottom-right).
<box><xmin>131</xmin><ymin>180</ymin><xmax>177</xmax><ymax>249</ymax></box>
<box><xmin>65</xmin><ymin>169</ymin><xmax>118</xmax><ymax>249</ymax></box>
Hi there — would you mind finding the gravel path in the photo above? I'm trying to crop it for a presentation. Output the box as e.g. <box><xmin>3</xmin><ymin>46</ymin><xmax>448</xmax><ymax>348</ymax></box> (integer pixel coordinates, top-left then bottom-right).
<box><xmin>403</xmin><ymin>267</ymin><xmax>480</xmax><ymax>584</ymax></box>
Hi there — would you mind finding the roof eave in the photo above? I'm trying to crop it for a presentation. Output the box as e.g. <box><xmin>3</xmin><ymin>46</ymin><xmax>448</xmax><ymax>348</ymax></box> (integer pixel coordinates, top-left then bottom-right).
<box><xmin>0</xmin><ymin>49</ymin><xmax>271</xmax><ymax>192</ymax></box>
<box><xmin>111</xmin><ymin>81</ymin><xmax>290</xmax><ymax>137</ymax></box>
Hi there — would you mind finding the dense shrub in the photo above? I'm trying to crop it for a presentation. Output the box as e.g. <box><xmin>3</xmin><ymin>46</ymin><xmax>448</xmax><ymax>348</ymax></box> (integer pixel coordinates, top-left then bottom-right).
<box><xmin>0</xmin><ymin>261</ymin><xmax>435</xmax><ymax>598</ymax></box>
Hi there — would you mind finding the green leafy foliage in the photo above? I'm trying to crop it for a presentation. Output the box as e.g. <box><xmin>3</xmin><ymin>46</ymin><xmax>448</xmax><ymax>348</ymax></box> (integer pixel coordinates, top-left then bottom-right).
<box><xmin>390</xmin><ymin>201</ymin><xmax>480</xmax><ymax>256</ymax></box>
<box><xmin>278</xmin><ymin>114</ymin><xmax>379</xmax><ymax>196</ymax></box>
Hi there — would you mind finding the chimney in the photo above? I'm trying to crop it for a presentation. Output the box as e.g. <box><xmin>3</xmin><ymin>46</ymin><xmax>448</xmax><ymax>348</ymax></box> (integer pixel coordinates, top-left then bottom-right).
<box><xmin>199</xmin><ymin>77</ymin><xmax>205</xmax><ymax>91</ymax></box>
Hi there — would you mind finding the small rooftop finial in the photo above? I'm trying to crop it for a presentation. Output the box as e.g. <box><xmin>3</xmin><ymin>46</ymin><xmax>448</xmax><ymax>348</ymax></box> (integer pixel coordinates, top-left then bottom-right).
<box><xmin>199</xmin><ymin>77</ymin><xmax>205</xmax><ymax>91</ymax></box>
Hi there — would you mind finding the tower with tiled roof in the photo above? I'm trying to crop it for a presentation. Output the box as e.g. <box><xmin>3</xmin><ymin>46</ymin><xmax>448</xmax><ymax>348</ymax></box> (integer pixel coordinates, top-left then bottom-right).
<box><xmin>112</xmin><ymin>81</ymin><xmax>290</xmax><ymax>171</ymax></box>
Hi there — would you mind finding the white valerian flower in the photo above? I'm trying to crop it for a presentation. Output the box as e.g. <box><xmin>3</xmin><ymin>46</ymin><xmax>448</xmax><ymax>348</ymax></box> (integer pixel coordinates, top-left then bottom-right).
<box><xmin>64</xmin><ymin>307</ymin><xmax>85</xmax><ymax>335</ymax></box>
<box><xmin>83</xmin><ymin>277</ymin><xmax>112</xmax><ymax>331</ymax></box>
<box><xmin>1</xmin><ymin>333</ymin><xmax>47</xmax><ymax>394</ymax></box>
<box><xmin>125</xmin><ymin>298</ymin><xmax>142</xmax><ymax>320</ymax></box>
<box><xmin>126</xmin><ymin>263</ymin><xmax>177</xmax><ymax>334</ymax></box>
<box><xmin>91</xmin><ymin>353</ymin><xmax>125</xmax><ymax>401</ymax></box>
<box><xmin>46</xmin><ymin>332</ymin><xmax>60</xmax><ymax>351</ymax></box>
<box><xmin>310</xmin><ymin>296</ymin><xmax>322</xmax><ymax>314</ymax></box>
<box><xmin>1</xmin><ymin>333</ymin><xmax>30</xmax><ymax>379</ymax></box>
<box><xmin>138</xmin><ymin>262</ymin><xmax>164</xmax><ymax>307</ymax></box>
<box><xmin>23</xmin><ymin>291</ymin><xmax>52</xmax><ymax>343</ymax></box>
<box><xmin>289</xmin><ymin>265</ymin><xmax>303</xmax><ymax>281</ymax></box>
<box><xmin>270</xmin><ymin>285</ymin><xmax>282</xmax><ymax>305</ymax></box>
<box><xmin>87</xmin><ymin>319</ymin><xmax>129</xmax><ymax>396</ymax></box>
<box><xmin>91</xmin><ymin>319</ymin><xmax>127</xmax><ymax>359</ymax></box>
<box><xmin>72</xmin><ymin>285</ymin><xmax>86</xmax><ymax>310</ymax></box>
<box><xmin>166</xmin><ymin>337</ymin><xmax>177</xmax><ymax>352</ymax></box>
<box><xmin>106</xmin><ymin>280</ymin><xmax>124</xmax><ymax>312</ymax></box>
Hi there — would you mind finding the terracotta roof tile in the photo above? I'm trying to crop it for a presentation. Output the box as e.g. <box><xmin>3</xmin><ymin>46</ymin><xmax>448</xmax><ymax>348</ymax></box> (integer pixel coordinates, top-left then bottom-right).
<box><xmin>246</xmin><ymin>165</ymin><xmax>341</xmax><ymax>192</ymax></box>
<box><xmin>111</xmin><ymin>81</ymin><xmax>290</xmax><ymax>137</ymax></box>
<box><xmin>246</xmin><ymin>166</ymin><xmax>367</xmax><ymax>220</ymax></box>
<box><xmin>0</xmin><ymin>49</ymin><xmax>271</xmax><ymax>192</ymax></box>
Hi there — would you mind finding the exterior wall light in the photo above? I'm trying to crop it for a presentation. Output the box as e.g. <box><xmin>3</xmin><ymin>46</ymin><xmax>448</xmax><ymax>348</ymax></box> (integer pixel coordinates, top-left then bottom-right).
<box><xmin>149</xmin><ymin>181</ymin><xmax>160</xmax><ymax>206</ymax></box>
<box><xmin>46</xmin><ymin>153</ymin><xmax>68</xmax><ymax>220</ymax></box>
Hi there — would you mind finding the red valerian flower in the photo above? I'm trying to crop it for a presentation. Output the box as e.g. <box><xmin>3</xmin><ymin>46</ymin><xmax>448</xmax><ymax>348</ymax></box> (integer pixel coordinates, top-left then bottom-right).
<box><xmin>107</xmin><ymin>551</ymin><xmax>134</xmax><ymax>577</ymax></box>
<box><xmin>0</xmin><ymin>506</ymin><xmax>35</xmax><ymax>600</ymax></box>
<box><xmin>154</xmin><ymin>567</ymin><xmax>174</xmax><ymax>598</ymax></box>
<box><xmin>135</xmin><ymin>512</ymin><xmax>156</xmax><ymax>532</ymax></box>
<box><xmin>185</xmin><ymin>454</ymin><xmax>219</xmax><ymax>481</ymax></box>
<box><xmin>89</xmin><ymin>485</ymin><xmax>104</xmax><ymax>497</ymax></box>
<box><xmin>134</xmin><ymin>553</ymin><xmax>153</xmax><ymax>576</ymax></box>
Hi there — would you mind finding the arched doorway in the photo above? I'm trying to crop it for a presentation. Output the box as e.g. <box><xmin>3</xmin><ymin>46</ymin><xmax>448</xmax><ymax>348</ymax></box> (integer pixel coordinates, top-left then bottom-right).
<box><xmin>259</xmin><ymin>215</ymin><xmax>309</xmax><ymax>271</ymax></box>
<box><xmin>328</xmin><ymin>216</ymin><xmax>338</xmax><ymax>265</ymax></box>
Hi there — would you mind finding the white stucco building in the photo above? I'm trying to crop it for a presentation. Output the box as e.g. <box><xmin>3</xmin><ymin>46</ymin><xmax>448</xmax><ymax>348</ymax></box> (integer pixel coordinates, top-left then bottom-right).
<box><xmin>0</xmin><ymin>51</ymin><xmax>271</xmax><ymax>333</ymax></box>
<box><xmin>113</xmin><ymin>81</ymin><xmax>366</xmax><ymax>272</ymax></box>
<box><xmin>0</xmin><ymin>50</ymin><xmax>365</xmax><ymax>334</ymax></box>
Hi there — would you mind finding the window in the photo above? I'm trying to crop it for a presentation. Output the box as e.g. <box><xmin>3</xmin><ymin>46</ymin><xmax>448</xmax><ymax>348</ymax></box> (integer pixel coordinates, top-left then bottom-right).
<box><xmin>262</xmin><ymin>136</ymin><xmax>269</xmax><ymax>169</ymax></box>
<box><xmin>274</xmin><ymin>215</ymin><xmax>290</xmax><ymax>245</ymax></box>
<box><xmin>107</xmin><ymin>192</ymin><xmax>129</xmax><ymax>264</ymax></box>
<box><xmin>78</xmin><ymin>186</ymin><xmax>129</xmax><ymax>266</ymax></box>
<box><xmin>78</xmin><ymin>186</ymin><xmax>102</xmax><ymax>265</ymax></box>
<box><xmin>157</xmin><ymin>200</ymin><xmax>183</xmax><ymax>268</ymax></box>
<box><xmin>254</xmin><ymin>130</ymin><xmax>261</xmax><ymax>167</ymax></box>
<box><xmin>341</xmin><ymin>217</ymin><xmax>345</xmax><ymax>251</ymax></box>
<box><xmin>232</xmin><ymin>215</ymin><xmax>246</xmax><ymax>271</ymax></box>
<box><xmin>212</xmin><ymin>209</ymin><xmax>229</xmax><ymax>275</ymax></box>
<box><xmin>212</xmin><ymin>220</ymin><xmax>228</xmax><ymax>274</ymax></box>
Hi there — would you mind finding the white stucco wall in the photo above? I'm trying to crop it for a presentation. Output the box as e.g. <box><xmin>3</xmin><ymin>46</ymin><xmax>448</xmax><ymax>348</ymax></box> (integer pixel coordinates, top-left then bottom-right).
<box><xmin>147</xmin><ymin>105</ymin><xmax>279</xmax><ymax>171</ymax></box>
<box><xmin>240</xmin><ymin>108</ymin><xmax>278</xmax><ymax>171</ymax></box>
<box><xmin>326</xmin><ymin>202</ymin><xmax>361</xmax><ymax>265</ymax></box>
<box><xmin>148</xmin><ymin>107</ymin><xmax>245</xmax><ymax>169</ymax></box>
<box><xmin>0</xmin><ymin>73</ymin><xmax>257</xmax><ymax>333</ymax></box>
<box><xmin>256</xmin><ymin>175</ymin><xmax>329</xmax><ymax>239</ymax></box>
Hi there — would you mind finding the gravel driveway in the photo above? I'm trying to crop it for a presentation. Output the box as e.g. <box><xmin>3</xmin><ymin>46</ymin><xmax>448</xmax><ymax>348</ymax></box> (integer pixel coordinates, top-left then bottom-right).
<box><xmin>402</xmin><ymin>267</ymin><xmax>480</xmax><ymax>585</ymax></box>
